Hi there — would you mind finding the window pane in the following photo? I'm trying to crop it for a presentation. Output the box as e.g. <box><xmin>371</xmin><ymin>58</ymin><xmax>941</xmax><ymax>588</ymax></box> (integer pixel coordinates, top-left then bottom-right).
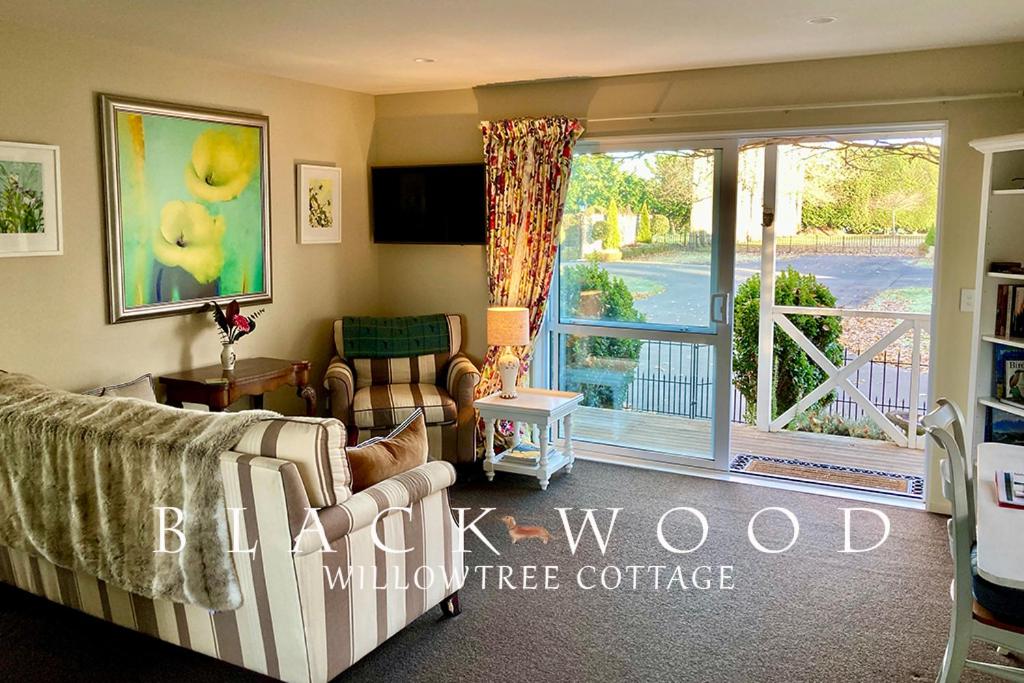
<box><xmin>559</xmin><ymin>333</ymin><xmax>714</xmax><ymax>459</ymax></box>
<box><xmin>559</xmin><ymin>148</ymin><xmax>719</xmax><ymax>329</ymax></box>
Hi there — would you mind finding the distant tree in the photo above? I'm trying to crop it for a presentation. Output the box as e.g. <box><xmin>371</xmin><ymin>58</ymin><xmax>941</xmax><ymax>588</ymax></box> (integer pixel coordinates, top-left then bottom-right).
<box><xmin>603</xmin><ymin>197</ymin><xmax>621</xmax><ymax>250</ymax></box>
<box><xmin>646</xmin><ymin>153</ymin><xmax>694</xmax><ymax>232</ymax></box>
<box><xmin>651</xmin><ymin>214</ymin><xmax>670</xmax><ymax>239</ymax></box>
<box><xmin>796</xmin><ymin>139</ymin><xmax>939</xmax><ymax>234</ymax></box>
<box><xmin>565</xmin><ymin>155</ymin><xmax>621</xmax><ymax>213</ymax></box>
<box><xmin>869</xmin><ymin>189</ymin><xmax>926</xmax><ymax>233</ymax></box>
<box><xmin>636</xmin><ymin>202</ymin><xmax>652</xmax><ymax>243</ymax></box>
<box><xmin>617</xmin><ymin>174</ymin><xmax>651</xmax><ymax>212</ymax></box>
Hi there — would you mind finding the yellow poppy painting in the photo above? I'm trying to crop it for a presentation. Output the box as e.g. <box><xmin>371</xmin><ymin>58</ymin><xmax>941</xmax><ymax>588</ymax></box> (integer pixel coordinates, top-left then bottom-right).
<box><xmin>100</xmin><ymin>95</ymin><xmax>271</xmax><ymax>322</ymax></box>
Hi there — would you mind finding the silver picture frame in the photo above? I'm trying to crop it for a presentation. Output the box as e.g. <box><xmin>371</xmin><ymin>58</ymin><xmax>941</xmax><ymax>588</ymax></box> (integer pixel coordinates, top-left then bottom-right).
<box><xmin>99</xmin><ymin>94</ymin><xmax>272</xmax><ymax>323</ymax></box>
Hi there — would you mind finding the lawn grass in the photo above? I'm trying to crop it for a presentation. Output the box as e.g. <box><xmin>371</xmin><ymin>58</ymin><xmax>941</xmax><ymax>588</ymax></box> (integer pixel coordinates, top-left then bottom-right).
<box><xmin>617</xmin><ymin>274</ymin><xmax>667</xmax><ymax>300</ymax></box>
<box><xmin>867</xmin><ymin>286</ymin><xmax>933</xmax><ymax>313</ymax></box>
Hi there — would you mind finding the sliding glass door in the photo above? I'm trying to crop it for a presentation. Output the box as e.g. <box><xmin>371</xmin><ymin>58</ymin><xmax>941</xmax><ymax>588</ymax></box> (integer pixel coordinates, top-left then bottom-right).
<box><xmin>545</xmin><ymin>137</ymin><xmax>738</xmax><ymax>468</ymax></box>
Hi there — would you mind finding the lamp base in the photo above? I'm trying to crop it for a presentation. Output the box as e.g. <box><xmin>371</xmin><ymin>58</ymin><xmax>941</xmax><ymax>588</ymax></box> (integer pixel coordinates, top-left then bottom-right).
<box><xmin>497</xmin><ymin>349</ymin><xmax>520</xmax><ymax>399</ymax></box>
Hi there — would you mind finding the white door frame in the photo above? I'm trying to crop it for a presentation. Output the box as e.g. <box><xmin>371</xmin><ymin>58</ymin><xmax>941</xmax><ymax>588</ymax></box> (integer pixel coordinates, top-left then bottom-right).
<box><xmin>544</xmin><ymin>136</ymin><xmax>738</xmax><ymax>470</ymax></box>
<box><xmin>539</xmin><ymin>120</ymin><xmax>945</xmax><ymax>496</ymax></box>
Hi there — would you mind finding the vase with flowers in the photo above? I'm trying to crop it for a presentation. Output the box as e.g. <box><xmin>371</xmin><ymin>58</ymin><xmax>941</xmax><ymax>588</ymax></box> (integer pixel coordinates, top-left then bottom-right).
<box><xmin>209</xmin><ymin>300</ymin><xmax>264</xmax><ymax>371</ymax></box>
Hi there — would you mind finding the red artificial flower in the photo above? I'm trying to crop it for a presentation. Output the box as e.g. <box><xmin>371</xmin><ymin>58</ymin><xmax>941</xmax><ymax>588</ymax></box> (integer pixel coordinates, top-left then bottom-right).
<box><xmin>232</xmin><ymin>314</ymin><xmax>251</xmax><ymax>332</ymax></box>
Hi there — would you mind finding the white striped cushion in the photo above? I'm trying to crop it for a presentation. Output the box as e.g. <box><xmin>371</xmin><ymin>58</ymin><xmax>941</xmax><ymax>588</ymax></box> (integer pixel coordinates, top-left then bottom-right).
<box><xmin>351</xmin><ymin>384</ymin><xmax>456</xmax><ymax>429</ymax></box>
<box><xmin>234</xmin><ymin>418</ymin><xmax>351</xmax><ymax>507</ymax></box>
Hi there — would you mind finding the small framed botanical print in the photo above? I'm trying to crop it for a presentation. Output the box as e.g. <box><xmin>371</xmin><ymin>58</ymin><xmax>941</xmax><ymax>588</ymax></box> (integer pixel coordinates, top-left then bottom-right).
<box><xmin>0</xmin><ymin>141</ymin><xmax>63</xmax><ymax>257</ymax></box>
<box><xmin>296</xmin><ymin>163</ymin><xmax>341</xmax><ymax>244</ymax></box>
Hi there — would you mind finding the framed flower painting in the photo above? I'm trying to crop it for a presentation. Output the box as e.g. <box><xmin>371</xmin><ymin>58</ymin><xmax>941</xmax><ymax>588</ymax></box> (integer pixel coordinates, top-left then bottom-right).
<box><xmin>296</xmin><ymin>163</ymin><xmax>341</xmax><ymax>244</ymax></box>
<box><xmin>99</xmin><ymin>94</ymin><xmax>271</xmax><ymax>323</ymax></box>
<box><xmin>0</xmin><ymin>141</ymin><xmax>63</xmax><ymax>257</ymax></box>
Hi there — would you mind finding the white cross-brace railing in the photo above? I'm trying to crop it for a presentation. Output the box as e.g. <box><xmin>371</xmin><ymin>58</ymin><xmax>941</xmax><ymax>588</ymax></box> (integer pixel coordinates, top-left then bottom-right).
<box><xmin>766</xmin><ymin>306</ymin><xmax>930</xmax><ymax>449</ymax></box>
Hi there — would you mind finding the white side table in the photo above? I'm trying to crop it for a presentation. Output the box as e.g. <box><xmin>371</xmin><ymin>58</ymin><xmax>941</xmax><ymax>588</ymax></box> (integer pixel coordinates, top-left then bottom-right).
<box><xmin>474</xmin><ymin>388</ymin><xmax>584</xmax><ymax>490</ymax></box>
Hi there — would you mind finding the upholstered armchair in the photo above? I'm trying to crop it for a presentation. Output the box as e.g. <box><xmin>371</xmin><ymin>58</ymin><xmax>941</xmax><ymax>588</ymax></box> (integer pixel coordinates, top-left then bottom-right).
<box><xmin>324</xmin><ymin>314</ymin><xmax>481</xmax><ymax>464</ymax></box>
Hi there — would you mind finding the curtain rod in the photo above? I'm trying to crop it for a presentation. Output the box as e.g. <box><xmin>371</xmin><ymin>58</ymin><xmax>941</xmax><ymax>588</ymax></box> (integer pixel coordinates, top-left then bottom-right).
<box><xmin>585</xmin><ymin>90</ymin><xmax>1024</xmax><ymax>123</ymax></box>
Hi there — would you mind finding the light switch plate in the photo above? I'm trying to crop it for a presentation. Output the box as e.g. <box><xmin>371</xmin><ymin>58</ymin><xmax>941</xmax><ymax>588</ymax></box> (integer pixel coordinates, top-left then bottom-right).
<box><xmin>960</xmin><ymin>288</ymin><xmax>976</xmax><ymax>313</ymax></box>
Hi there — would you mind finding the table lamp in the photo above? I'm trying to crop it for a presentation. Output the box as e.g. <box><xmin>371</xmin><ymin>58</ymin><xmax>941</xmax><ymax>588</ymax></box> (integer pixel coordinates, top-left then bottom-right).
<box><xmin>487</xmin><ymin>306</ymin><xmax>530</xmax><ymax>399</ymax></box>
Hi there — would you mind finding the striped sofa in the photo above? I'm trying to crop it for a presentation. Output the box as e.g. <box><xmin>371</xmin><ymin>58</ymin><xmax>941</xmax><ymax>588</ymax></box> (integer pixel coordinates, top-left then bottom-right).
<box><xmin>325</xmin><ymin>314</ymin><xmax>481</xmax><ymax>464</ymax></box>
<box><xmin>0</xmin><ymin>414</ymin><xmax>465</xmax><ymax>682</ymax></box>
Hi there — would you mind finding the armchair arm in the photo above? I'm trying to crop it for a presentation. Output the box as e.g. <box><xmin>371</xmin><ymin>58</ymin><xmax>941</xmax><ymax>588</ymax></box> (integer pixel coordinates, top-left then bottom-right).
<box><xmin>445</xmin><ymin>353</ymin><xmax>481</xmax><ymax>406</ymax></box>
<box><xmin>295</xmin><ymin>461</ymin><xmax>456</xmax><ymax>555</ymax></box>
<box><xmin>324</xmin><ymin>356</ymin><xmax>355</xmax><ymax>423</ymax></box>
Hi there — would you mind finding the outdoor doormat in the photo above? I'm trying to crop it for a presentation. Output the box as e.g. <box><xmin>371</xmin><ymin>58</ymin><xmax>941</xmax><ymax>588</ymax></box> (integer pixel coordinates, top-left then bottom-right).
<box><xmin>729</xmin><ymin>453</ymin><xmax>925</xmax><ymax>499</ymax></box>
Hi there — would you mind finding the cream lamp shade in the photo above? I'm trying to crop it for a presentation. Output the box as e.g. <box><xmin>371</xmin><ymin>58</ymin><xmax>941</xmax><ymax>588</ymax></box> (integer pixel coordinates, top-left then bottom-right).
<box><xmin>487</xmin><ymin>306</ymin><xmax>530</xmax><ymax>399</ymax></box>
<box><xmin>487</xmin><ymin>307</ymin><xmax>530</xmax><ymax>347</ymax></box>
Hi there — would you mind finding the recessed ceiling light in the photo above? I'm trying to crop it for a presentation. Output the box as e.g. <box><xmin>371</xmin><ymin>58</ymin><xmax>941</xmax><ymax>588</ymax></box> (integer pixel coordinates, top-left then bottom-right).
<box><xmin>807</xmin><ymin>16</ymin><xmax>837</xmax><ymax>24</ymax></box>
<box><xmin>413</xmin><ymin>57</ymin><xmax>436</xmax><ymax>63</ymax></box>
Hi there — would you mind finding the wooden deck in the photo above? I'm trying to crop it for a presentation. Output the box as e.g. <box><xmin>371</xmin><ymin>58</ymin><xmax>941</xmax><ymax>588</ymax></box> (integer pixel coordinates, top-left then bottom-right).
<box><xmin>572</xmin><ymin>406</ymin><xmax>926</xmax><ymax>476</ymax></box>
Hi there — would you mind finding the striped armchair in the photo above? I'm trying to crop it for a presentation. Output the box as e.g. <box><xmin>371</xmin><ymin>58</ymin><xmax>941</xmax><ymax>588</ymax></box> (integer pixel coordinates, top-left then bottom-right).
<box><xmin>0</xmin><ymin>415</ymin><xmax>465</xmax><ymax>683</ymax></box>
<box><xmin>324</xmin><ymin>314</ymin><xmax>481</xmax><ymax>464</ymax></box>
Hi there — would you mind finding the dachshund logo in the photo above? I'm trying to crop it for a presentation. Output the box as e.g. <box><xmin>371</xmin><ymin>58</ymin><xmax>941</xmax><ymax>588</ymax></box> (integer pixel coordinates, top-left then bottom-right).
<box><xmin>501</xmin><ymin>515</ymin><xmax>552</xmax><ymax>544</ymax></box>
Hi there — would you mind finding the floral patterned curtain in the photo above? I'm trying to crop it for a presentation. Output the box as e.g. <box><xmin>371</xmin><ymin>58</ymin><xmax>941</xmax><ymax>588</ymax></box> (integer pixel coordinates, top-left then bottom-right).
<box><xmin>477</xmin><ymin>116</ymin><xmax>585</xmax><ymax>402</ymax></box>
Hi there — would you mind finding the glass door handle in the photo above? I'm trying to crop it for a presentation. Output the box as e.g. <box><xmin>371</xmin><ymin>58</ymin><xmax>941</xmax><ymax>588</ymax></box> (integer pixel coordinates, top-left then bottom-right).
<box><xmin>710</xmin><ymin>292</ymin><xmax>732</xmax><ymax>325</ymax></box>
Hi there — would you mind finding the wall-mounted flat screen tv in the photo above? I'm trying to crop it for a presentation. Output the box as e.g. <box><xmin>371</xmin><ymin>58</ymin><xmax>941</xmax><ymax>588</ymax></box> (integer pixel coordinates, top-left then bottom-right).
<box><xmin>371</xmin><ymin>163</ymin><xmax>486</xmax><ymax>244</ymax></box>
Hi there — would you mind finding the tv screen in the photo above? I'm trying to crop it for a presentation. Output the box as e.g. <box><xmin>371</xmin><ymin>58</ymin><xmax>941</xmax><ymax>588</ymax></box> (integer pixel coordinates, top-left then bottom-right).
<box><xmin>371</xmin><ymin>164</ymin><xmax>486</xmax><ymax>244</ymax></box>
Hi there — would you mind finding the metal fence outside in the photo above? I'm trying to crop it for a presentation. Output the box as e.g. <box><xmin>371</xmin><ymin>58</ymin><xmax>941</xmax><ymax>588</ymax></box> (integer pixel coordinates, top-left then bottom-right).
<box><xmin>737</xmin><ymin>233</ymin><xmax>928</xmax><ymax>255</ymax></box>
<box><xmin>622</xmin><ymin>339</ymin><xmax>929</xmax><ymax>427</ymax></box>
<box><xmin>631</xmin><ymin>232</ymin><xmax>928</xmax><ymax>255</ymax></box>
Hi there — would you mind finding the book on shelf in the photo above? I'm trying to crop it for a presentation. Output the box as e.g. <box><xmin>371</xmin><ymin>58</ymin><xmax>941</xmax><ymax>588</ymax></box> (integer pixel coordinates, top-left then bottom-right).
<box><xmin>501</xmin><ymin>442</ymin><xmax>541</xmax><ymax>464</ymax></box>
<box><xmin>994</xmin><ymin>284</ymin><xmax>1024</xmax><ymax>338</ymax></box>
<box><xmin>996</xmin><ymin>470</ymin><xmax>1024</xmax><ymax>509</ymax></box>
<box><xmin>996</xmin><ymin>284</ymin><xmax>1009</xmax><ymax>336</ymax></box>
<box><xmin>987</xmin><ymin>347</ymin><xmax>1024</xmax><ymax>443</ymax></box>
<box><xmin>1014</xmin><ymin>287</ymin><xmax>1024</xmax><ymax>338</ymax></box>
<box><xmin>994</xmin><ymin>347</ymin><xmax>1024</xmax><ymax>401</ymax></box>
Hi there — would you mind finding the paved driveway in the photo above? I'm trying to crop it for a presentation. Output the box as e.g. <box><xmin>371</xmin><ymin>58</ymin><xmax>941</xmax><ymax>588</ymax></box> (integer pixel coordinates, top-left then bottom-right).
<box><xmin>563</xmin><ymin>254</ymin><xmax>934</xmax><ymax>326</ymax></box>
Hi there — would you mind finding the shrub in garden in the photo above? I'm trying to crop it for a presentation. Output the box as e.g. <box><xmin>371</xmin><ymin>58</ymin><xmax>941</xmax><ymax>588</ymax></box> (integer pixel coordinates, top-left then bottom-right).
<box><xmin>732</xmin><ymin>267</ymin><xmax>843</xmax><ymax>423</ymax></box>
<box><xmin>560</xmin><ymin>262</ymin><xmax>644</xmax><ymax>407</ymax></box>
<box><xmin>924</xmin><ymin>224</ymin><xmax>936</xmax><ymax>248</ymax></box>
<box><xmin>637</xmin><ymin>202</ymin><xmax>653</xmax><ymax>243</ymax></box>
<box><xmin>603</xmin><ymin>197</ymin><xmax>622</xmax><ymax>250</ymax></box>
<box><xmin>788</xmin><ymin>409</ymin><xmax>888</xmax><ymax>441</ymax></box>
<box><xmin>560</xmin><ymin>213</ymin><xmax>583</xmax><ymax>260</ymax></box>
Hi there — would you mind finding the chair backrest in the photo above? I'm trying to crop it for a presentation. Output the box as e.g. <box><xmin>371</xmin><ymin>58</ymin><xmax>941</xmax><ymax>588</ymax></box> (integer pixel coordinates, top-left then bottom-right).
<box><xmin>923</xmin><ymin>400</ymin><xmax>975</xmax><ymax>612</ymax></box>
<box><xmin>333</xmin><ymin>314</ymin><xmax>463</xmax><ymax>389</ymax></box>
<box><xmin>927</xmin><ymin>398</ymin><xmax>976</xmax><ymax>530</ymax></box>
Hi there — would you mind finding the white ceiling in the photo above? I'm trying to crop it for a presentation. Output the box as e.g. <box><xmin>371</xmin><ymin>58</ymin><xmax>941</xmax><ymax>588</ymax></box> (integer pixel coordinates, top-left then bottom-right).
<box><xmin>5</xmin><ymin>0</ymin><xmax>1024</xmax><ymax>94</ymax></box>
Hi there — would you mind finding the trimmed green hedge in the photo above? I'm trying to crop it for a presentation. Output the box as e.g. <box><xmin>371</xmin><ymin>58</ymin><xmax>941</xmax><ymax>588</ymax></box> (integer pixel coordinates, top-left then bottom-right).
<box><xmin>732</xmin><ymin>268</ymin><xmax>843</xmax><ymax>423</ymax></box>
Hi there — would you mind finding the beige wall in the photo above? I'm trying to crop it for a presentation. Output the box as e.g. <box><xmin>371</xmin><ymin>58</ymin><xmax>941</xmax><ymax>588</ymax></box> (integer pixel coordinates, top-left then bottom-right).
<box><xmin>370</xmin><ymin>43</ymin><xmax>1024</xmax><ymax>510</ymax></box>
<box><xmin>2</xmin><ymin>24</ymin><xmax>1022</xmax><ymax>507</ymax></box>
<box><xmin>0</xmin><ymin>25</ymin><xmax>377</xmax><ymax>414</ymax></box>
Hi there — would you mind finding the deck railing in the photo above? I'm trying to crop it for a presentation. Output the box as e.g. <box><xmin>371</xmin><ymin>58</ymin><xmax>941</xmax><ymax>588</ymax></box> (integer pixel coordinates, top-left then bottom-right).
<box><xmin>763</xmin><ymin>307</ymin><xmax>930</xmax><ymax>448</ymax></box>
<box><xmin>622</xmin><ymin>337</ymin><xmax>930</xmax><ymax>435</ymax></box>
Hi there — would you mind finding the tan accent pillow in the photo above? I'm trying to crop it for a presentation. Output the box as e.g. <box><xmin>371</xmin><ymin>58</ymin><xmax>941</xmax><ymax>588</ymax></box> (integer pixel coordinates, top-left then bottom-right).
<box><xmin>348</xmin><ymin>409</ymin><xmax>428</xmax><ymax>492</ymax></box>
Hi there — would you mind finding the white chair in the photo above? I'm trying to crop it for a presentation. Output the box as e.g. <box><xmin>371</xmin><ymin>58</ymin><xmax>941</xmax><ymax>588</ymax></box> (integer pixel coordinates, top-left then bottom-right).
<box><xmin>924</xmin><ymin>401</ymin><xmax>1024</xmax><ymax>682</ymax></box>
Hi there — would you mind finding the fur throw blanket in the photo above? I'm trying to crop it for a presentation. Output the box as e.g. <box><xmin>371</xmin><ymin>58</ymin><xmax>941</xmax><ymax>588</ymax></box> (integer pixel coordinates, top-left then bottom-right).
<box><xmin>0</xmin><ymin>372</ymin><xmax>278</xmax><ymax>611</ymax></box>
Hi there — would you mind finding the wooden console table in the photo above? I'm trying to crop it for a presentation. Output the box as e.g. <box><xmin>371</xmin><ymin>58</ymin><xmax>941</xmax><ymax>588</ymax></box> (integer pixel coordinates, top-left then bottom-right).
<box><xmin>159</xmin><ymin>357</ymin><xmax>318</xmax><ymax>416</ymax></box>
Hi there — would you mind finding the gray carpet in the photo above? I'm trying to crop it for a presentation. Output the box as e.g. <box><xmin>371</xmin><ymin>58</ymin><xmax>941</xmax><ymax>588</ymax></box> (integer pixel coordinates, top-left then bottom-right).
<box><xmin>0</xmin><ymin>461</ymin><xmax>1015</xmax><ymax>682</ymax></box>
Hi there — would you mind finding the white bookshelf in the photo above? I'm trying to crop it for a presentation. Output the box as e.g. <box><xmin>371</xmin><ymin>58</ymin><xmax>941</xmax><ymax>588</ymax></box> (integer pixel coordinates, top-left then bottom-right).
<box><xmin>979</xmin><ymin>397</ymin><xmax>1024</xmax><ymax>419</ymax></box>
<box><xmin>981</xmin><ymin>335</ymin><xmax>1024</xmax><ymax>350</ymax></box>
<box><xmin>966</xmin><ymin>133</ymin><xmax>1024</xmax><ymax>455</ymax></box>
<box><xmin>987</xmin><ymin>272</ymin><xmax>1024</xmax><ymax>282</ymax></box>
